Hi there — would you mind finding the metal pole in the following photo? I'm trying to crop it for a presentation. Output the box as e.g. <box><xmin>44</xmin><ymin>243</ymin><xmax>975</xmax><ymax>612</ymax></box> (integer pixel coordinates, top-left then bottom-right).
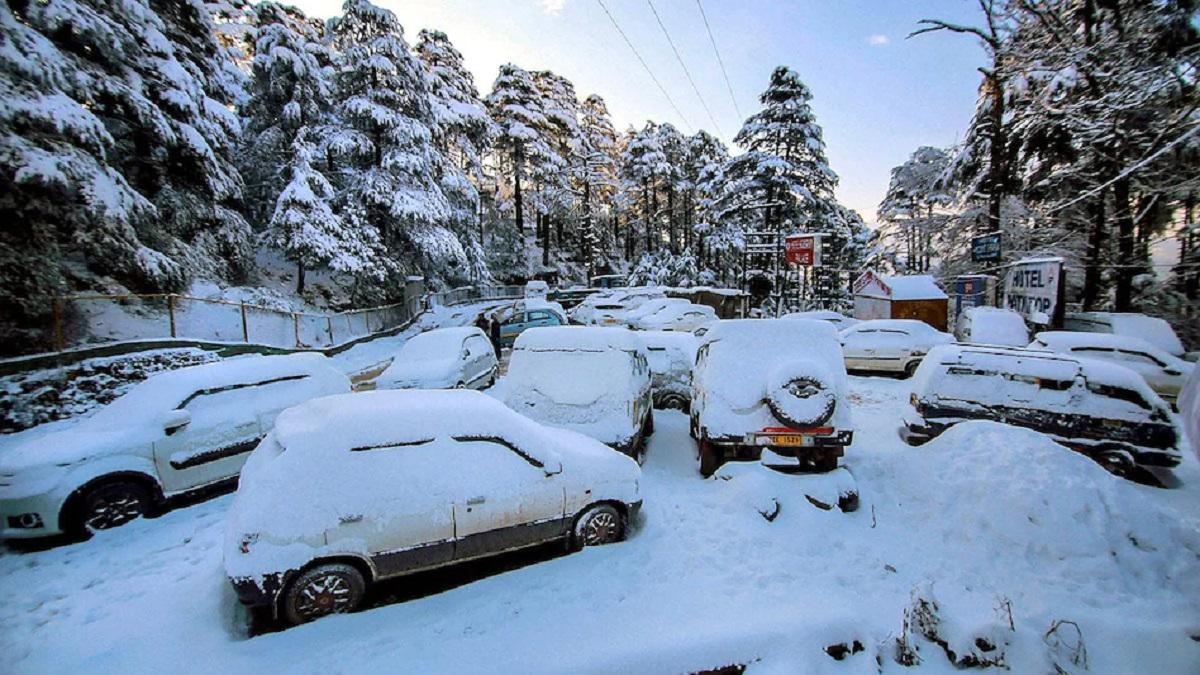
<box><xmin>241</xmin><ymin>302</ymin><xmax>249</xmax><ymax>342</ymax></box>
<box><xmin>327</xmin><ymin>316</ymin><xmax>334</xmax><ymax>347</ymax></box>
<box><xmin>293</xmin><ymin>313</ymin><xmax>300</xmax><ymax>349</ymax></box>
<box><xmin>168</xmin><ymin>294</ymin><xmax>177</xmax><ymax>338</ymax></box>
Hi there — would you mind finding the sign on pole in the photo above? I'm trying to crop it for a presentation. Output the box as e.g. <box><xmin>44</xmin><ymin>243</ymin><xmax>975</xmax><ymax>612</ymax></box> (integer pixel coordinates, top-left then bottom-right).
<box><xmin>972</xmin><ymin>232</ymin><xmax>1002</xmax><ymax>262</ymax></box>
<box><xmin>784</xmin><ymin>234</ymin><xmax>822</xmax><ymax>266</ymax></box>
<box><xmin>1003</xmin><ymin>257</ymin><xmax>1064</xmax><ymax>324</ymax></box>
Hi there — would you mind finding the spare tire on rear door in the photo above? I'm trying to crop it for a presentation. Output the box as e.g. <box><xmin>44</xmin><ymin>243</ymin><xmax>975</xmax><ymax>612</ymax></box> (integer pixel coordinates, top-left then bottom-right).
<box><xmin>765</xmin><ymin>359</ymin><xmax>837</xmax><ymax>428</ymax></box>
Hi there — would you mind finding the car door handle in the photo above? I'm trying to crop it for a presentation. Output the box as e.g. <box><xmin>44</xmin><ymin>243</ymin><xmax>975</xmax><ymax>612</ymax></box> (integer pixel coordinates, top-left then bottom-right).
<box><xmin>466</xmin><ymin>496</ymin><xmax>486</xmax><ymax>505</ymax></box>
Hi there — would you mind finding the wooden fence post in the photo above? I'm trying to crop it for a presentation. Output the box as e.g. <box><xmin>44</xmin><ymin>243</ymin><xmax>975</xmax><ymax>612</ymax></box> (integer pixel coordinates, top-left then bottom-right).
<box><xmin>52</xmin><ymin>297</ymin><xmax>64</xmax><ymax>352</ymax></box>
<box><xmin>241</xmin><ymin>302</ymin><xmax>249</xmax><ymax>342</ymax></box>
<box><xmin>167</xmin><ymin>294</ymin><xmax>177</xmax><ymax>338</ymax></box>
<box><xmin>326</xmin><ymin>316</ymin><xmax>334</xmax><ymax>347</ymax></box>
<box><xmin>293</xmin><ymin>313</ymin><xmax>300</xmax><ymax>348</ymax></box>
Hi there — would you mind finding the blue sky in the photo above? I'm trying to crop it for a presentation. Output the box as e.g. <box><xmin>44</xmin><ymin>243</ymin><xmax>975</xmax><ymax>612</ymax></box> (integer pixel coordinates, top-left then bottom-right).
<box><xmin>292</xmin><ymin>0</ymin><xmax>989</xmax><ymax>222</ymax></box>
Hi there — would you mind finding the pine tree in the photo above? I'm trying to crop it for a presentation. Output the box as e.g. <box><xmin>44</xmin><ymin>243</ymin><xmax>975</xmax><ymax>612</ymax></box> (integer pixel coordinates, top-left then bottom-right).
<box><xmin>621</xmin><ymin>122</ymin><xmax>669</xmax><ymax>256</ymax></box>
<box><xmin>578</xmin><ymin>94</ymin><xmax>620</xmax><ymax>275</ymax></box>
<box><xmin>330</xmin><ymin>0</ymin><xmax>459</xmax><ymax>289</ymax></box>
<box><xmin>877</xmin><ymin>146</ymin><xmax>952</xmax><ymax>273</ymax></box>
<box><xmin>416</xmin><ymin>29</ymin><xmax>492</xmax><ymax>283</ymax></box>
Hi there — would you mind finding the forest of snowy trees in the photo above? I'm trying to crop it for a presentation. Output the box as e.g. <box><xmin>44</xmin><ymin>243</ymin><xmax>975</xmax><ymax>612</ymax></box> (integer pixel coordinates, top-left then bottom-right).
<box><xmin>875</xmin><ymin>0</ymin><xmax>1198</xmax><ymax>341</ymax></box>
<box><xmin>0</xmin><ymin>0</ymin><xmax>869</xmax><ymax>352</ymax></box>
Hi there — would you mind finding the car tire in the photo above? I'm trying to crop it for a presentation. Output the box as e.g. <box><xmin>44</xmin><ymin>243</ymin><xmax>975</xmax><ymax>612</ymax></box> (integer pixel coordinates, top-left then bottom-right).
<box><xmin>766</xmin><ymin>360</ymin><xmax>837</xmax><ymax>428</ymax></box>
<box><xmin>903</xmin><ymin>360</ymin><xmax>920</xmax><ymax>379</ymax></box>
<box><xmin>698</xmin><ymin>438</ymin><xmax>722</xmax><ymax>477</ymax></box>
<box><xmin>72</xmin><ymin>480</ymin><xmax>153</xmax><ymax>534</ymax></box>
<box><xmin>572</xmin><ymin>504</ymin><xmax>625</xmax><ymax>549</ymax></box>
<box><xmin>282</xmin><ymin>562</ymin><xmax>367</xmax><ymax>626</ymax></box>
<box><xmin>644</xmin><ymin>411</ymin><xmax>655</xmax><ymax>436</ymax></box>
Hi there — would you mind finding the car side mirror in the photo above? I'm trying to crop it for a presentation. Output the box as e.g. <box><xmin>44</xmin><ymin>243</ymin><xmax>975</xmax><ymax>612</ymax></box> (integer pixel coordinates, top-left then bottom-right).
<box><xmin>1164</xmin><ymin>368</ymin><xmax>1181</xmax><ymax>377</ymax></box>
<box><xmin>544</xmin><ymin>460</ymin><xmax>563</xmax><ymax>477</ymax></box>
<box><xmin>161</xmin><ymin>409</ymin><xmax>191</xmax><ymax>435</ymax></box>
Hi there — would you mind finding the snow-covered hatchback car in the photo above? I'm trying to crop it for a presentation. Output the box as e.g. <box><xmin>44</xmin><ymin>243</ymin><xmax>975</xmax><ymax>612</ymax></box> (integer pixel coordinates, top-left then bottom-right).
<box><xmin>691</xmin><ymin>319</ymin><xmax>853</xmax><ymax>476</ymax></box>
<box><xmin>225</xmin><ymin>389</ymin><xmax>641</xmax><ymax>625</ymax></box>
<box><xmin>375</xmin><ymin>327</ymin><xmax>498</xmax><ymax>390</ymax></box>
<box><xmin>630</xmin><ymin>302</ymin><xmax>717</xmax><ymax>333</ymax></box>
<box><xmin>1030</xmin><ymin>331</ymin><xmax>1193</xmax><ymax>407</ymax></box>
<box><xmin>902</xmin><ymin>344</ymin><xmax>1181</xmax><ymax>476</ymax></box>
<box><xmin>502</xmin><ymin>327</ymin><xmax>654</xmax><ymax>458</ymax></box>
<box><xmin>0</xmin><ymin>353</ymin><xmax>349</xmax><ymax>539</ymax></box>
<box><xmin>781</xmin><ymin>310</ymin><xmax>859</xmax><ymax>330</ymax></box>
<box><xmin>840</xmin><ymin>319</ymin><xmax>956</xmax><ymax>377</ymax></box>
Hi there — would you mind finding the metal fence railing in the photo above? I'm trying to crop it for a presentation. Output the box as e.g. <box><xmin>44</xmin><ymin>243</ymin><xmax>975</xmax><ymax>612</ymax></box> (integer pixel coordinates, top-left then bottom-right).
<box><xmin>428</xmin><ymin>285</ymin><xmax>524</xmax><ymax>307</ymax></box>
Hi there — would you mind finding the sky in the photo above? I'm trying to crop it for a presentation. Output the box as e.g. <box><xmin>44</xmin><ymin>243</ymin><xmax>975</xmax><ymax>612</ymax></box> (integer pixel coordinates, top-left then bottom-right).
<box><xmin>290</xmin><ymin>0</ymin><xmax>989</xmax><ymax>223</ymax></box>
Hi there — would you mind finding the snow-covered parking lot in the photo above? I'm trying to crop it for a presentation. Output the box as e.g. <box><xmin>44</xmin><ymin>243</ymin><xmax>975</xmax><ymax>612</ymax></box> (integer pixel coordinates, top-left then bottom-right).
<box><xmin>2</xmin><ymin>369</ymin><xmax>1198</xmax><ymax>673</ymax></box>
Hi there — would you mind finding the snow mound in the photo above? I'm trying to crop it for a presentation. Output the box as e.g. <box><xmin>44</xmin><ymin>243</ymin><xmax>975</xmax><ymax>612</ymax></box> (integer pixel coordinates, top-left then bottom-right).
<box><xmin>899</xmin><ymin>421</ymin><xmax>1200</xmax><ymax>594</ymax></box>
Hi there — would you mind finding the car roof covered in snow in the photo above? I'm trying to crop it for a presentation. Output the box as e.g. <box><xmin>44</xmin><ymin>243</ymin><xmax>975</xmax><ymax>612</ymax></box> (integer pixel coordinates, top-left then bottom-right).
<box><xmin>845</xmin><ymin>319</ymin><xmax>942</xmax><ymax>334</ymax></box>
<box><xmin>638</xmin><ymin>329</ymin><xmax>699</xmax><ymax>351</ymax></box>
<box><xmin>271</xmin><ymin>389</ymin><xmax>558</xmax><ymax>461</ymax></box>
<box><xmin>782</xmin><ymin>310</ymin><xmax>851</xmax><ymax>322</ymax></box>
<box><xmin>514</xmin><ymin>326</ymin><xmax>643</xmax><ymax>353</ymax></box>
<box><xmin>1066</xmin><ymin>312</ymin><xmax>1185</xmax><ymax>356</ymax></box>
<box><xmin>702</xmin><ymin>318</ymin><xmax>841</xmax><ymax>347</ymax></box>
<box><xmin>1032</xmin><ymin>331</ymin><xmax>1174</xmax><ymax>357</ymax></box>
<box><xmin>408</xmin><ymin>326</ymin><xmax>484</xmax><ymax>343</ymax></box>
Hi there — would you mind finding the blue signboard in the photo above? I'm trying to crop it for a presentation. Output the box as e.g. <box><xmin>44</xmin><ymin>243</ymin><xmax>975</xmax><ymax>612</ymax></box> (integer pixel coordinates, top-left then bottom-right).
<box><xmin>972</xmin><ymin>232</ymin><xmax>1002</xmax><ymax>262</ymax></box>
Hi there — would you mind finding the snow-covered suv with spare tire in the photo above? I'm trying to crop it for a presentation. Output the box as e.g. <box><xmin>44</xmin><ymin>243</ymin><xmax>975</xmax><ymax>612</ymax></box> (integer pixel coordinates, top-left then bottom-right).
<box><xmin>690</xmin><ymin>319</ymin><xmax>853</xmax><ymax>476</ymax></box>
<box><xmin>0</xmin><ymin>353</ymin><xmax>349</xmax><ymax>539</ymax></box>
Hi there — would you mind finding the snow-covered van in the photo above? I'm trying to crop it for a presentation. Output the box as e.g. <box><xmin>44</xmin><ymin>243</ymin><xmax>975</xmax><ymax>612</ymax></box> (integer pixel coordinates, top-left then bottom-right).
<box><xmin>690</xmin><ymin>319</ymin><xmax>853</xmax><ymax>476</ymax></box>
<box><xmin>0</xmin><ymin>353</ymin><xmax>350</xmax><ymax>539</ymax></box>
<box><xmin>503</xmin><ymin>327</ymin><xmax>654</xmax><ymax>459</ymax></box>
<box><xmin>902</xmin><ymin>344</ymin><xmax>1181</xmax><ymax>475</ymax></box>
<box><xmin>225</xmin><ymin>390</ymin><xmax>641</xmax><ymax>625</ymax></box>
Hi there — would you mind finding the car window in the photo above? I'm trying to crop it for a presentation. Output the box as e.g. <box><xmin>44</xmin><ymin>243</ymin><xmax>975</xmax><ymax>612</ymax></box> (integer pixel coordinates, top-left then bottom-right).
<box><xmin>1115</xmin><ymin>349</ymin><xmax>1164</xmax><ymax>367</ymax></box>
<box><xmin>1085</xmin><ymin>381</ymin><xmax>1151</xmax><ymax>411</ymax></box>
<box><xmin>178</xmin><ymin>374</ymin><xmax>308</xmax><ymax>410</ymax></box>
<box><xmin>451</xmin><ymin>435</ymin><xmax>545</xmax><ymax>469</ymax></box>
<box><xmin>529</xmin><ymin>310</ymin><xmax>549</xmax><ymax>321</ymax></box>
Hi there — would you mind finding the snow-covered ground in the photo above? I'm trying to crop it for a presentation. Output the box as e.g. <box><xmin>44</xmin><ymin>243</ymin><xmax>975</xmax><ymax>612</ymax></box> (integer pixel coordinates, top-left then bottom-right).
<box><xmin>2</xmin><ymin>369</ymin><xmax>1198</xmax><ymax>673</ymax></box>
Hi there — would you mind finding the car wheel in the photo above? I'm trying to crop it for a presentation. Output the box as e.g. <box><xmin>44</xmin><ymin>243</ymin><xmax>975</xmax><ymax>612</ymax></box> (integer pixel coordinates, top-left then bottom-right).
<box><xmin>903</xmin><ymin>360</ymin><xmax>920</xmax><ymax>379</ymax></box>
<box><xmin>282</xmin><ymin>563</ymin><xmax>366</xmax><ymax>625</ymax></box>
<box><xmin>573</xmin><ymin>504</ymin><xmax>625</xmax><ymax>548</ymax></box>
<box><xmin>698</xmin><ymin>439</ymin><xmax>722</xmax><ymax>477</ymax></box>
<box><xmin>78</xmin><ymin>480</ymin><xmax>152</xmax><ymax>533</ymax></box>
<box><xmin>1096</xmin><ymin>448</ymin><xmax>1135</xmax><ymax>477</ymax></box>
<box><xmin>455</xmin><ymin>381</ymin><xmax>466</xmax><ymax>389</ymax></box>
<box><xmin>644</xmin><ymin>411</ymin><xmax>655</xmax><ymax>436</ymax></box>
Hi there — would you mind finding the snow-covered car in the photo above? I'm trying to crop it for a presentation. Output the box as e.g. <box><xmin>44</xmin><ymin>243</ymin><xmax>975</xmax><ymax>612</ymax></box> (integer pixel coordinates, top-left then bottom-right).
<box><xmin>1064</xmin><ymin>311</ymin><xmax>1194</xmax><ymax>361</ymax></box>
<box><xmin>781</xmin><ymin>310</ymin><xmax>859</xmax><ymax>330</ymax></box>
<box><xmin>901</xmin><ymin>344</ymin><xmax>1181</xmax><ymax>476</ymax></box>
<box><xmin>572</xmin><ymin>288</ymin><xmax>666</xmax><ymax>326</ymax></box>
<box><xmin>375</xmin><ymin>327</ymin><xmax>498</xmax><ymax>391</ymax></box>
<box><xmin>498</xmin><ymin>299</ymin><xmax>568</xmax><ymax>347</ymax></box>
<box><xmin>1030</xmin><ymin>331</ymin><xmax>1194</xmax><ymax>407</ymax></box>
<box><xmin>955</xmin><ymin>307</ymin><xmax>1029</xmax><ymax>346</ymax></box>
<box><xmin>630</xmin><ymin>302</ymin><xmax>717</xmax><ymax>332</ymax></box>
<box><xmin>840</xmin><ymin>319</ymin><xmax>956</xmax><ymax>377</ymax></box>
<box><xmin>623</xmin><ymin>297</ymin><xmax>687</xmax><ymax>327</ymax></box>
<box><xmin>225</xmin><ymin>389</ymin><xmax>641</xmax><ymax>625</ymax></box>
<box><xmin>640</xmin><ymin>330</ymin><xmax>698</xmax><ymax>410</ymax></box>
<box><xmin>0</xmin><ymin>354</ymin><xmax>349</xmax><ymax>539</ymax></box>
<box><xmin>502</xmin><ymin>327</ymin><xmax>654</xmax><ymax>458</ymax></box>
<box><xmin>523</xmin><ymin>279</ymin><xmax>549</xmax><ymax>299</ymax></box>
<box><xmin>690</xmin><ymin>319</ymin><xmax>853</xmax><ymax>476</ymax></box>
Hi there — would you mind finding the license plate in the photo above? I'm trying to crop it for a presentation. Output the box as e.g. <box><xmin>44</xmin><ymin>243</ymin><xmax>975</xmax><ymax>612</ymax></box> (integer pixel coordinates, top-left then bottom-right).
<box><xmin>772</xmin><ymin>434</ymin><xmax>811</xmax><ymax>447</ymax></box>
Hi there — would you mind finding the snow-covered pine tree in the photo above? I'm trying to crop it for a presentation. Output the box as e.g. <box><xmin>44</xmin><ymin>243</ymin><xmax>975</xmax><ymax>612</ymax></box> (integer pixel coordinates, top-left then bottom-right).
<box><xmin>578</xmin><ymin>94</ymin><xmax>620</xmax><ymax>275</ymax></box>
<box><xmin>621</xmin><ymin>122</ymin><xmax>669</xmax><ymax>257</ymax></box>
<box><xmin>655</xmin><ymin>123</ymin><xmax>687</xmax><ymax>255</ymax></box>
<box><xmin>329</xmin><ymin>0</ymin><xmax>460</xmax><ymax>291</ymax></box>
<box><xmin>531</xmin><ymin>70</ymin><xmax>579</xmax><ymax>269</ymax></box>
<box><xmin>269</xmin><ymin>129</ymin><xmax>387</xmax><ymax>293</ymax></box>
<box><xmin>240</xmin><ymin>2</ymin><xmax>334</xmax><ymax>229</ymax></box>
<box><xmin>415</xmin><ymin>29</ymin><xmax>492</xmax><ymax>284</ymax></box>
<box><xmin>486</xmin><ymin>63</ymin><xmax>553</xmax><ymax>277</ymax></box>
<box><xmin>684</xmin><ymin>130</ymin><xmax>730</xmax><ymax>275</ymax></box>
<box><xmin>877</xmin><ymin>146</ymin><xmax>952</xmax><ymax>273</ymax></box>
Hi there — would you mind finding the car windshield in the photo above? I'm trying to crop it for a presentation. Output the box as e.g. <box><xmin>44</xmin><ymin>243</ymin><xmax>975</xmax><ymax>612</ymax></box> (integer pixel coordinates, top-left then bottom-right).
<box><xmin>401</xmin><ymin>333</ymin><xmax>459</xmax><ymax>360</ymax></box>
<box><xmin>510</xmin><ymin>348</ymin><xmax>634</xmax><ymax>405</ymax></box>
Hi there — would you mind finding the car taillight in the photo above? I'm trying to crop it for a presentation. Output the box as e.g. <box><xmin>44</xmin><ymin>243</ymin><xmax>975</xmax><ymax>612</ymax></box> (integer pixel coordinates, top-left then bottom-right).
<box><xmin>910</xmin><ymin>393</ymin><xmax>919</xmax><ymax>407</ymax></box>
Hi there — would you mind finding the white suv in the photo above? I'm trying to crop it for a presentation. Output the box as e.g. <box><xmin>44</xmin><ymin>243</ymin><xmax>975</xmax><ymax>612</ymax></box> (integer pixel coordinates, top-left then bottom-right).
<box><xmin>0</xmin><ymin>353</ymin><xmax>349</xmax><ymax>539</ymax></box>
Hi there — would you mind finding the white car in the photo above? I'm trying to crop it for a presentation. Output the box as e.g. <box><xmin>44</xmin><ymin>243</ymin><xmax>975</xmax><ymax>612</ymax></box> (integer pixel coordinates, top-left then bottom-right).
<box><xmin>640</xmin><ymin>330</ymin><xmax>699</xmax><ymax>410</ymax></box>
<box><xmin>573</xmin><ymin>288</ymin><xmax>666</xmax><ymax>326</ymax></box>
<box><xmin>502</xmin><ymin>327</ymin><xmax>654</xmax><ymax>458</ymax></box>
<box><xmin>0</xmin><ymin>353</ymin><xmax>349</xmax><ymax>539</ymax></box>
<box><xmin>631</xmin><ymin>302</ymin><xmax>717</xmax><ymax>333</ymax></box>
<box><xmin>955</xmin><ymin>306</ymin><xmax>1029</xmax><ymax>347</ymax></box>
<box><xmin>376</xmin><ymin>327</ymin><xmax>497</xmax><ymax>391</ymax></box>
<box><xmin>781</xmin><ymin>310</ymin><xmax>859</xmax><ymax>330</ymax></box>
<box><xmin>225</xmin><ymin>389</ymin><xmax>641</xmax><ymax>625</ymax></box>
<box><xmin>623</xmin><ymin>297</ymin><xmax>688</xmax><ymax>327</ymax></box>
<box><xmin>1063</xmin><ymin>312</ymin><xmax>1192</xmax><ymax>360</ymax></box>
<box><xmin>1030</xmin><ymin>331</ymin><xmax>1194</xmax><ymax>406</ymax></box>
<box><xmin>524</xmin><ymin>279</ymin><xmax>549</xmax><ymax>299</ymax></box>
<box><xmin>840</xmin><ymin>319</ymin><xmax>956</xmax><ymax>377</ymax></box>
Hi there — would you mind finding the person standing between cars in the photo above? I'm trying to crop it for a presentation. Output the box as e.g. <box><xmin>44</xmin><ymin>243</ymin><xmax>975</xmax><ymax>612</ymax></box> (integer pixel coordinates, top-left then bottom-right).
<box><xmin>489</xmin><ymin>314</ymin><xmax>502</xmax><ymax>359</ymax></box>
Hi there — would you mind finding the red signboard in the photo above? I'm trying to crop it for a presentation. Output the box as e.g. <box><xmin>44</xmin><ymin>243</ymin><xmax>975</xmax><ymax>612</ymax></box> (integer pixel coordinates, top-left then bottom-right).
<box><xmin>784</xmin><ymin>234</ymin><xmax>821</xmax><ymax>266</ymax></box>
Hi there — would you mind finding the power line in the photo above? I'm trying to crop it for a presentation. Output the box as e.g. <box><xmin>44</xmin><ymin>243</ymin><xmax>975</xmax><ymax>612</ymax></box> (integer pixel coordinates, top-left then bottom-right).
<box><xmin>594</xmin><ymin>0</ymin><xmax>693</xmax><ymax>132</ymax></box>
<box><xmin>695</xmin><ymin>0</ymin><xmax>741</xmax><ymax>121</ymax></box>
<box><xmin>645</xmin><ymin>0</ymin><xmax>722</xmax><ymax>138</ymax></box>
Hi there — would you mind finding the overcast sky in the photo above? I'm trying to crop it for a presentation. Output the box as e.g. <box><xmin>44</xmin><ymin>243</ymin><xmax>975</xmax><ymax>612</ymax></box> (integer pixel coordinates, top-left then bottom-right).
<box><xmin>289</xmin><ymin>0</ymin><xmax>988</xmax><ymax>222</ymax></box>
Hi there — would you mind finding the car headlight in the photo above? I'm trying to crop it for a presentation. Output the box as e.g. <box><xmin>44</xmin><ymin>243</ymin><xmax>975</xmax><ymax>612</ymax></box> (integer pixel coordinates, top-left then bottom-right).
<box><xmin>239</xmin><ymin>533</ymin><xmax>259</xmax><ymax>554</ymax></box>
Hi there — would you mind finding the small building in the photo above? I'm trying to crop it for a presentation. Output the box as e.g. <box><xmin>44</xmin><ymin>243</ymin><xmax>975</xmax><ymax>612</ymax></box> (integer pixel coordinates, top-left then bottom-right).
<box><xmin>852</xmin><ymin>272</ymin><xmax>949</xmax><ymax>331</ymax></box>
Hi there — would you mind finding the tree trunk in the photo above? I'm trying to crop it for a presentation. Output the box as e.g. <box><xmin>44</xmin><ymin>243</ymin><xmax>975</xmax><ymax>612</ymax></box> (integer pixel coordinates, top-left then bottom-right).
<box><xmin>1082</xmin><ymin>189</ymin><xmax>1107</xmax><ymax>311</ymax></box>
<box><xmin>541</xmin><ymin>213</ymin><xmax>551</xmax><ymax>267</ymax></box>
<box><xmin>1113</xmin><ymin>177</ymin><xmax>1135</xmax><ymax>311</ymax></box>
<box><xmin>667</xmin><ymin>186</ymin><xmax>676</xmax><ymax>254</ymax></box>
<box><xmin>649</xmin><ymin>184</ymin><xmax>659</xmax><ymax>253</ymax></box>
<box><xmin>582</xmin><ymin>181</ymin><xmax>592</xmax><ymax>275</ymax></box>
<box><xmin>513</xmin><ymin>147</ymin><xmax>524</xmax><ymax>237</ymax></box>
<box><xmin>986</xmin><ymin>73</ymin><xmax>1005</xmax><ymax>234</ymax></box>
<box><xmin>295</xmin><ymin>260</ymin><xmax>306</xmax><ymax>295</ymax></box>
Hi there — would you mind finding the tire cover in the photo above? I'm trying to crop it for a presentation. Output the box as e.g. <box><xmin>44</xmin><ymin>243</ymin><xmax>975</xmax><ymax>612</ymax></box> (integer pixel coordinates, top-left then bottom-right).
<box><xmin>765</xmin><ymin>359</ymin><xmax>837</xmax><ymax>427</ymax></box>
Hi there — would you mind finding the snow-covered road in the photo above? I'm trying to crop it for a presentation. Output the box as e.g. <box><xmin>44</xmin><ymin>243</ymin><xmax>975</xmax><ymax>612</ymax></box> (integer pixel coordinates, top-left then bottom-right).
<box><xmin>2</xmin><ymin>369</ymin><xmax>1198</xmax><ymax>674</ymax></box>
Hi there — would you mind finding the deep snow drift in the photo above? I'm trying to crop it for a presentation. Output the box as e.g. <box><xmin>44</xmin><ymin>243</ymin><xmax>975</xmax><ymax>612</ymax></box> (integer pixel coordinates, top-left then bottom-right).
<box><xmin>1</xmin><ymin>370</ymin><xmax>1197</xmax><ymax>673</ymax></box>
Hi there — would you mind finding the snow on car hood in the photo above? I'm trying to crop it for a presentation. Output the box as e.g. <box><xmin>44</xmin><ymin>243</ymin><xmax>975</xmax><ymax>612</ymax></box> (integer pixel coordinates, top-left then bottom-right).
<box><xmin>0</xmin><ymin>422</ymin><xmax>142</xmax><ymax>472</ymax></box>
